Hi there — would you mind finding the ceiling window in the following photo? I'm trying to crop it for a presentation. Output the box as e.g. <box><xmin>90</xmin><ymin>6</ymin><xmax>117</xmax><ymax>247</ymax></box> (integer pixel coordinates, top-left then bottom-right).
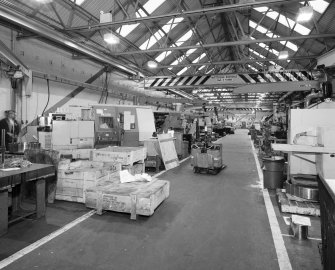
<box><xmin>118</xmin><ymin>0</ymin><xmax>165</xmax><ymax>37</ymax></box>
<box><xmin>206</xmin><ymin>68</ymin><xmax>214</xmax><ymax>74</ymax></box>
<box><xmin>177</xmin><ymin>67</ymin><xmax>188</xmax><ymax>75</ymax></box>
<box><xmin>248</xmin><ymin>65</ymin><xmax>259</xmax><ymax>72</ymax></box>
<box><xmin>155</xmin><ymin>31</ymin><xmax>196</xmax><ymax>63</ymax></box>
<box><xmin>198</xmin><ymin>65</ymin><xmax>206</xmax><ymax>70</ymax></box>
<box><xmin>253</xmin><ymin>7</ymin><xmax>311</xmax><ymax>35</ymax></box>
<box><xmin>300</xmin><ymin>1</ymin><xmax>329</xmax><ymax>14</ymax></box>
<box><xmin>155</xmin><ymin>51</ymin><xmax>172</xmax><ymax>62</ymax></box>
<box><xmin>71</xmin><ymin>0</ymin><xmax>85</xmax><ymax>5</ymax></box>
<box><xmin>192</xmin><ymin>53</ymin><xmax>207</xmax><ymax>63</ymax></box>
<box><xmin>249</xmin><ymin>20</ymin><xmax>298</xmax><ymax>52</ymax></box>
<box><xmin>249</xmin><ymin>48</ymin><xmax>265</xmax><ymax>58</ymax></box>
<box><xmin>169</xmin><ymin>48</ymin><xmax>198</xmax><ymax>67</ymax></box>
<box><xmin>175</xmin><ymin>30</ymin><xmax>194</xmax><ymax>46</ymax></box>
<box><xmin>139</xmin><ymin>17</ymin><xmax>184</xmax><ymax>50</ymax></box>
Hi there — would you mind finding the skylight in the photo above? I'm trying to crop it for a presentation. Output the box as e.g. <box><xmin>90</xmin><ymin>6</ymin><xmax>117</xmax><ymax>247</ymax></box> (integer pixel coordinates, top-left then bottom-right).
<box><xmin>155</xmin><ymin>51</ymin><xmax>172</xmax><ymax>62</ymax></box>
<box><xmin>198</xmin><ymin>65</ymin><xmax>206</xmax><ymax>70</ymax></box>
<box><xmin>192</xmin><ymin>53</ymin><xmax>207</xmax><ymax>63</ymax></box>
<box><xmin>175</xmin><ymin>30</ymin><xmax>194</xmax><ymax>46</ymax></box>
<box><xmin>253</xmin><ymin>7</ymin><xmax>311</xmax><ymax>35</ymax></box>
<box><xmin>142</xmin><ymin>0</ymin><xmax>166</xmax><ymax>14</ymax></box>
<box><xmin>139</xmin><ymin>17</ymin><xmax>184</xmax><ymax>50</ymax></box>
<box><xmin>117</xmin><ymin>0</ymin><xmax>165</xmax><ymax>37</ymax></box>
<box><xmin>71</xmin><ymin>0</ymin><xmax>85</xmax><ymax>5</ymax></box>
<box><xmin>248</xmin><ymin>65</ymin><xmax>258</xmax><ymax>72</ymax></box>
<box><xmin>249</xmin><ymin>20</ymin><xmax>298</xmax><ymax>52</ymax></box>
<box><xmin>249</xmin><ymin>48</ymin><xmax>265</xmax><ymax>58</ymax></box>
<box><xmin>177</xmin><ymin>67</ymin><xmax>188</xmax><ymax>76</ymax></box>
<box><xmin>155</xmin><ymin>31</ymin><xmax>196</xmax><ymax>63</ymax></box>
<box><xmin>300</xmin><ymin>1</ymin><xmax>329</xmax><ymax>14</ymax></box>
<box><xmin>206</xmin><ymin>68</ymin><xmax>214</xmax><ymax>74</ymax></box>
<box><xmin>169</xmin><ymin>48</ymin><xmax>198</xmax><ymax>66</ymax></box>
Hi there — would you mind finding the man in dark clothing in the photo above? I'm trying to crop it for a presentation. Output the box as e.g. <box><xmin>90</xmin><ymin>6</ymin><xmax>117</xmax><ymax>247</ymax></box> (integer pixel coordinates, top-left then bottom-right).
<box><xmin>0</xmin><ymin>110</ymin><xmax>21</xmax><ymax>150</ymax></box>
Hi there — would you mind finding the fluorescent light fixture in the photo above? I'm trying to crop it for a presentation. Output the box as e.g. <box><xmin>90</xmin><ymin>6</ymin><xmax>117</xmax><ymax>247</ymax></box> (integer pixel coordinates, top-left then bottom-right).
<box><xmin>103</xmin><ymin>33</ymin><xmax>119</xmax><ymax>45</ymax></box>
<box><xmin>278</xmin><ymin>51</ymin><xmax>289</xmax><ymax>60</ymax></box>
<box><xmin>297</xmin><ymin>6</ymin><xmax>313</xmax><ymax>22</ymax></box>
<box><xmin>64</xmin><ymin>41</ymin><xmax>78</xmax><ymax>49</ymax></box>
<box><xmin>147</xmin><ymin>61</ymin><xmax>158</xmax><ymax>69</ymax></box>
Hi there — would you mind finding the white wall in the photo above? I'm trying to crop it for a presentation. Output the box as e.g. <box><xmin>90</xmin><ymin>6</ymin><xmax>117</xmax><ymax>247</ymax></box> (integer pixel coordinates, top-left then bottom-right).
<box><xmin>0</xmin><ymin>25</ymin><xmax>171</xmax><ymax>124</ymax></box>
<box><xmin>0</xmin><ymin>73</ymin><xmax>12</xmax><ymax>118</ymax></box>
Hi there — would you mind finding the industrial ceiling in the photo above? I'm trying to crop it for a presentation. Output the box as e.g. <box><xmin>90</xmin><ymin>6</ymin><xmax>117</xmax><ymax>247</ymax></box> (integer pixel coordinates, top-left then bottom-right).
<box><xmin>0</xmin><ymin>0</ymin><xmax>334</xmax><ymax>108</ymax></box>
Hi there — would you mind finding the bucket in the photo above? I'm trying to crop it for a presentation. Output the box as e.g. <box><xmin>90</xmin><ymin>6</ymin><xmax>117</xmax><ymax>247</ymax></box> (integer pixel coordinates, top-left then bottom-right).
<box><xmin>262</xmin><ymin>156</ymin><xmax>285</xmax><ymax>189</ymax></box>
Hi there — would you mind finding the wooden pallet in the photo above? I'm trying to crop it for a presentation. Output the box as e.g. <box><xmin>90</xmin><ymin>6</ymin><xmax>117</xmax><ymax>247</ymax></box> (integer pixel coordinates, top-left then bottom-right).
<box><xmin>276</xmin><ymin>189</ymin><xmax>320</xmax><ymax>217</ymax></box>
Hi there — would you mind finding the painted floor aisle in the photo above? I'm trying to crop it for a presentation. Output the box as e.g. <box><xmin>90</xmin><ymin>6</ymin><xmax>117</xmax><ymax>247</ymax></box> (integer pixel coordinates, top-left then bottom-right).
<box><xmin>3</xmin><ymin>130</ymin><xmax>280</xmax><ymax>270</ymax></box>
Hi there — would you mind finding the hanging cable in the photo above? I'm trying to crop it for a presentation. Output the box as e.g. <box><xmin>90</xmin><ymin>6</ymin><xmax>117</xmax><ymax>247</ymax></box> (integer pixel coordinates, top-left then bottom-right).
<box><xmin>41</xmin><ymin>78</ymin><xmax>50</xmax><ymax>116</ymax></box>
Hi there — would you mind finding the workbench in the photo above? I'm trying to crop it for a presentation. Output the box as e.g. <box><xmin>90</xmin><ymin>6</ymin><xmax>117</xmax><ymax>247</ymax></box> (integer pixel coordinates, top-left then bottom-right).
<box><xmin>0</xmin><ymin>164</ymin><xmax>55</xmax><ymax>236</ymax></box>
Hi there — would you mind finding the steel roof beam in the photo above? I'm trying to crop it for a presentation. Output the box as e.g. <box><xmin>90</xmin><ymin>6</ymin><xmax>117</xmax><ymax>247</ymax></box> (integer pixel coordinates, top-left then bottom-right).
<box><xmin>157</xmin><ymin>55</ymin><xmax>319</xmax><ymax>68</ymax></box>
<box><xmin>66</xmin><ymin>0</ymin><xmax>301</xmax><ymax>32</ymax></box>
<box><xmin>0</xmin><ymin>4</ymin><xmax>141</xmax><ymax>77</ymax></box>
<box><xmin>113</xmin><ymin>33</ymin><xmax>335</xmax><ymax>55</ymax></box>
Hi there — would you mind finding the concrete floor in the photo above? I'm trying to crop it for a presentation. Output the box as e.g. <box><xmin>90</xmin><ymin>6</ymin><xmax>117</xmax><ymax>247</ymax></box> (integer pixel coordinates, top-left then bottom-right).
<box><xmin>0</xmin><ymin>130</ymin><xmax>322</xmax><ymax>270</ymax></box>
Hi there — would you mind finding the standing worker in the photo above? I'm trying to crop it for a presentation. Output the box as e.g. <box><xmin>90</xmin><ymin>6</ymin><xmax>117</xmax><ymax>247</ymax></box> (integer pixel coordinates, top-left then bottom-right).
<box><xmin>0</xmin><ymin>110</ymin><xmax>21</xmax><ymax>150</ymax></box>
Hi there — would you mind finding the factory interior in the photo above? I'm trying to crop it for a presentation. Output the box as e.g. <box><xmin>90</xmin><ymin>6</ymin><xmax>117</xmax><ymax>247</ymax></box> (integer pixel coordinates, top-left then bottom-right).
<box><xmin>0</xmin><ymin>0</ymin><xmax>335</xmax><ymax>269</ymax></box>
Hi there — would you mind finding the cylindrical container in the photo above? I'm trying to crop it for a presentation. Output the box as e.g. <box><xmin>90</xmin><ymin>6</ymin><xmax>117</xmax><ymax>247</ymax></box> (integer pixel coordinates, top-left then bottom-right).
<box><xmin>262</xmin><ymin>156</ymin><xmax>285</xmax><ymax>189</ymax></box>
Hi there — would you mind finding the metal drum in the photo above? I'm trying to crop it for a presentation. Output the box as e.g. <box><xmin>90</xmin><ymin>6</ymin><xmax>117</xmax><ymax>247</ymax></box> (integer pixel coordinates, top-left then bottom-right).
<box><xmin>8</xmin><ymin>142</ymin><xmax>27</xmax><ymax>153</ymax></box>
<box><xmin>285</xmin><ymin>177</ymin><xmax>319</xmax><ymax>201</ymax></box>
<box><xmin>262</xmin><ymin>156</ymin><xmax>285</xmax><ymax>189</ymax></box>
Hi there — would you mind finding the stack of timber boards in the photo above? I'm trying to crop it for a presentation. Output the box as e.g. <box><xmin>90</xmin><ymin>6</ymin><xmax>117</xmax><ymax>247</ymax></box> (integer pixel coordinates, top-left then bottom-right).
<box><xmin>85</xmin><ymin>179</ymin><xmax>170</xmax><ymax>220</ymax></box>
<box><xmin>276</xmin><ymin>189</ymin><xmax>320</xmax><ymax>216</ymax></box>
<box><xmin>90</xmin><ymin>146</ymin><xmax>146</xmax><ymax>174</ymax></box>
<box><xmin>56</xmin><ymin>160</ymin><xmax>121</xmax><ymax>203</ymax></box>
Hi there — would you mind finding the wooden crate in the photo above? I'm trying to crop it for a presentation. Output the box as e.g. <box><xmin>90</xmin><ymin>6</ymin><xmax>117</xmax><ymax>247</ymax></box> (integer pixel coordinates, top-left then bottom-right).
<box><xmin>90</xmin><ymin>146</ymin><xmax>147</xmax><ymax>166</ymax></box>
<box><xmin>85</xmin><ymin>179</ymin><xmax>170</xmax><ymax>220</ymax></box>
<box><xmin>58</xmin><ymin>148</ymin><xmax>93</xmax><ymax>160</ymax></box>
<box><xmin>56</xmin><ymin>160</ymin><xmax>121</xmax><ymax>203</ymax></box>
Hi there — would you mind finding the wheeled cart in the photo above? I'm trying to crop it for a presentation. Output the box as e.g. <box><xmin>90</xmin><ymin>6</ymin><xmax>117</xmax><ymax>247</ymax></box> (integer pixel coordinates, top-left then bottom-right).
<box><xmin>191</xmin><ymin>143</ymin><xmax>226</xmax><ymax>174</ymax></box>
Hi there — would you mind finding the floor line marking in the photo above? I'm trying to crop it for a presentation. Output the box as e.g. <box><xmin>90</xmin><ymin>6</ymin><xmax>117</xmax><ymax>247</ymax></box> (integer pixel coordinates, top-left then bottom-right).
<box><xmin>0</xmin><ymin>210</ymin><xmax>96</xmax><ymax>269</ymax></box>
<box><xmin>2</xmin><ymin>155</ymin><xmax>191</xmax><ymax>267</ymax></box>
<box><xmin>250</xmin><ymin>138</ymin><xmax>292</xmax><ymax>270</ymax></box>
<box><xmin>282</xmin><ymin>234</ymin><xmax>322</xmax><ymax>241</ymax></box>
<box><xmin>152</xmin><ymin>156</ymin><xmax>190</xmax><ymax>179</ymax></box>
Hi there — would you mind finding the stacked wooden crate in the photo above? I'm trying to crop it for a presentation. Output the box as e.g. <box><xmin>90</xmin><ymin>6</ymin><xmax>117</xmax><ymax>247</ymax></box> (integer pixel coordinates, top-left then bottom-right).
<box><xmin>56</xmin><ymin>160</ymin><xmax>121</xmax><ymax>203</ymax></box>
<box><xmin>90</xmin><ymin>146</ymin><xmax>147</xmax><ymax>175</ymax></box>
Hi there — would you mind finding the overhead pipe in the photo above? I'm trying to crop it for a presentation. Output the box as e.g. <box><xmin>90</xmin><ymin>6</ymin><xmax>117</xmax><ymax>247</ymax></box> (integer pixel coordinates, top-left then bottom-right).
<box><xmin>0</xmin><ymin>4</ymin><xmax>141</xmax><ymax>77</ymax></box>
